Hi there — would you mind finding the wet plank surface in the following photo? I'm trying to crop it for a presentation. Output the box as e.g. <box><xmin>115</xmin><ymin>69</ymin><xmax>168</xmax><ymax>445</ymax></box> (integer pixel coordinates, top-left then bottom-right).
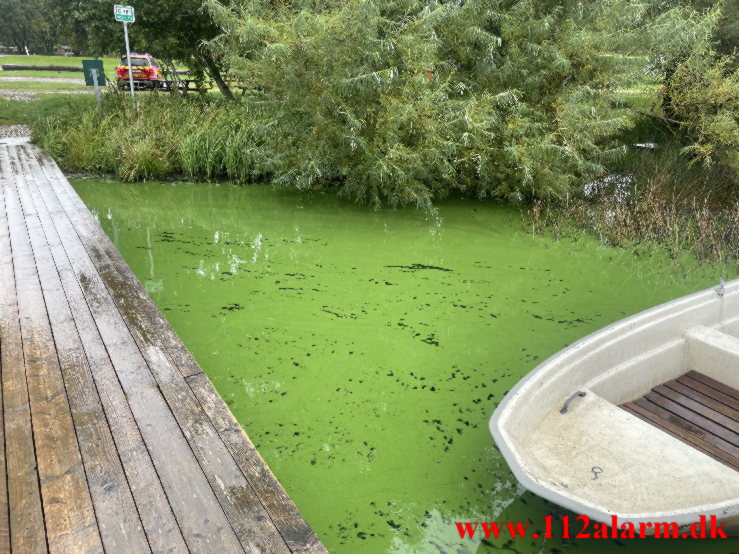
<box><xmin>0</xmin><ymin>144</ymin><xmax>326</xmax><ymax>553</ymax></box>
<box><xmin>621</xmin><ymin>371</ymin><xmax>739</xmax><ymax>472</ymax></box>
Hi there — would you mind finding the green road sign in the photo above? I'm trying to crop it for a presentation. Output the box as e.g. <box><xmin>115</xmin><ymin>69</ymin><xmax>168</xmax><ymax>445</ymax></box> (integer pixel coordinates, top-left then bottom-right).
<box><xmin>114</xmin><ymin>5</ymin><xmax>135</xmax><ymax>23</ymax></box>
<box><xmin>82</xmin><ymin>59</ymin><xmax>106</xmax><ymax>86</ymax></box>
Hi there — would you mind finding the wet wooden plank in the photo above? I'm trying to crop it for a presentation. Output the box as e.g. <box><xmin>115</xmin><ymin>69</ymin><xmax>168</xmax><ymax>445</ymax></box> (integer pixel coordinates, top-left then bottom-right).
<box><xmin>11</xmin><ymin>147</ymin><xmax>151</xmax><ymax>552</ymax></box>
<box><xmin>632</xmin><ymin>398</ymin><xmax>739</xmax><ymax>457</ymax></box>
<box><xmin>644</xmin><ymin>392</ymin><xmax>739</xmax><ymax>448</ymax></box>
<box><xmin>2</xmin><ymin>143</ymin><xmax>325</xmax><ymax>553</ymax></box>
<box><xmin>0</xmin><ymin>351</ymin><xmax>9</xmax><ymax>554</ymax></box>
<box><xmin>686</xmin><ymin>371</ymin><xmax>739</xmax><ymax>402</ymax></box>
<box><xmin>0</xmin><ymin>148</ymin><xmax>14</xmax><ymax>554</ymax></box>
<box><xmin>32</xmin><ymin>148</ymin><xmax>292</xmax><ymax>553</ymax></box>
<box><xmin>0</xmin><ymin>146</ymin><xmax>42</xmax><ymax>553</ymax></box>
<box><xmin>620</xmin><ymin>369</ymin><xmax>739</xmax><ymax>470</ymax></box>
<box><xmin>622</xmin><ymin>402</ymin><xmax>739</xmax><ymax>471</ymax></box>
<box><xmin>188</xmin><ymin>373</ymin><xmax>327</xmax><ymax>554</ymax></box>
<box><xmin>18</xmin><ymin>147</ymin><xmax>188</xmax><ymax>554</ymax></box>
<box><xmin>3</xmin><ymin>149</ymin><xmax>102</xmax><ymax>552</ymax></box>
<box><xmin>652</xmin><ymin>385</ymin><xmax>739</xmax><ymax>434</ymax></box>
<box><xmin>677</xmin><ymin>375</ymin><xmax>739</xmax><ymax>411</ymax></box>
<box><xmin>30</xmin><ymin>152</ymin><xmax>202</xmax><ymax>380</ymax></box>
<box><xmin>26</xmin><ymin>148</ymin><xmax>247</xmax><ymax>553</ymax></box>
<box><xmin>663</xmin><ymin>380</ymin><xmax>739</xmax><ymax>423</ymax></box>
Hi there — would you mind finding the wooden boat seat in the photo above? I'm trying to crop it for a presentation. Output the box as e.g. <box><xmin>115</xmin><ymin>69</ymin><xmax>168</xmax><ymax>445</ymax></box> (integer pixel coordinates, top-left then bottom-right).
<box><xmin>620</xmin><ymin>371</ymin><xmax>739</xmax><ymax>471</ymax></box>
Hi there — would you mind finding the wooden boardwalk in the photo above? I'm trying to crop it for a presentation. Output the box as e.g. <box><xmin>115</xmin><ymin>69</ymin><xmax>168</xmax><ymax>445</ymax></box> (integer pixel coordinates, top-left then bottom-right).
<box><xmin>620</xmin><ymin>370</ymin><xmax>739</xmax><ymax>472</ymax></box>
<box><xmin>0</xmin><ymin>144</ymin><xmax>326</xmax><ymax>553</ymax></box>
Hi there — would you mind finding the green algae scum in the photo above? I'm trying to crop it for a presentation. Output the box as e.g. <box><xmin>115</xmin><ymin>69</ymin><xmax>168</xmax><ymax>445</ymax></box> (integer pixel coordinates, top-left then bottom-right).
<box><xmin>72</xmin><ymin>178</ymin><xmax>736</xmax><ymax>554</ymax></box>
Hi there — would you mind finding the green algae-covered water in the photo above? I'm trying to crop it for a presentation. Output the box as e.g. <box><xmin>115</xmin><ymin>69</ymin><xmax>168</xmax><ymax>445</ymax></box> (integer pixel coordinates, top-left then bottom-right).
<box><xmin>71</xmin><ymin>178</ymin><xmax>736</xmax><ymax>554</ymax></box>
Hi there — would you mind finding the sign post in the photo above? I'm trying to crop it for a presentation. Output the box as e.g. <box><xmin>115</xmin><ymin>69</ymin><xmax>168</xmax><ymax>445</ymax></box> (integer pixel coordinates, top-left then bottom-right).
<box><xmin>114</xmin><ymin>5</ymin><xmax>136</xmax><ymax>108</ymax></box>
<box><xmin>82</xmin><ymin>59</ymin><xmax>106</xmax><ymax>120</ymax></box>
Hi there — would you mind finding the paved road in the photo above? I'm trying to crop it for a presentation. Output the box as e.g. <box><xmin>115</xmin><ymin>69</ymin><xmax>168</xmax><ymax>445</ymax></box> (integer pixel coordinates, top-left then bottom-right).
<box><xmin>0</xmin><ymin>125</ymin><xmax>31</xmax><ymax>145</ymax></box>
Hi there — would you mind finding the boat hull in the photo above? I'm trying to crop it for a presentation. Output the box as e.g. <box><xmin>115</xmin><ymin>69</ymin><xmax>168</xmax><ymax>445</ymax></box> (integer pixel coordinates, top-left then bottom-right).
<box><xmin>490</xmin><ymin>279</ymin><xmax>739</xmax><ymax>535</ymax></box>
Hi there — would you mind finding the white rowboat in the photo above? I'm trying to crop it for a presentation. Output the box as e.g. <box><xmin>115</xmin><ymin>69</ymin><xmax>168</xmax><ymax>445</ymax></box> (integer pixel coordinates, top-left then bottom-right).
<box><xmin>490</xmin><ymin>278</ymin><xmax>739</xmax><ymax>534</ymax></box>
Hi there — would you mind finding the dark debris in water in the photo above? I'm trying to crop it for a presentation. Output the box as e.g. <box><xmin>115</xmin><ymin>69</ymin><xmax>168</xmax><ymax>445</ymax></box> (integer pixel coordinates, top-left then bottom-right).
<box><xmin>85</xmin><ymin>185</ymin><xmax>678</xmax><ymax>553</ymax></box>
<box><xmin>321</xmin><ymin>306</ymin><xmax>359</xmax><ymax>319</ymax></box>
<box><xmin>421</xmin><ymin>333</ymin><xmax>439</xmax><ymax>346</ymax></box>
<box><xmin>385</xmin><ymin>263</ymin><xmax>453</xmax><ymax>272</ymax></box>
<box><xmin>157</xmin><ymin>231</ymin><xmax>196</xmax><ymax>245</ymax></box>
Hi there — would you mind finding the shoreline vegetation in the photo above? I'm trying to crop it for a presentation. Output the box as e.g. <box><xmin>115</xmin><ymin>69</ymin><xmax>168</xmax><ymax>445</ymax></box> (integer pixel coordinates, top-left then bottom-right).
<box><xmin>22</xmin><ymin>0</ymin><xmax>739</xmax><ymax>267</ymax></box>
<box><xmin>529</xmin><ymin>188</ymin><xmax>738</xmax><ymax>271</ymax></box>
<box><xmin>529</xmin><ymin>143</ymin><xmax>738</xmax><ymax>268</ymax></box>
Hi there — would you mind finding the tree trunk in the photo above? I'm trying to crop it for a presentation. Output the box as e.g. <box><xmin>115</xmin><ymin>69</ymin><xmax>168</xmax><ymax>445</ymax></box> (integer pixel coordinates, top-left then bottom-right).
<box><xmin>164</xmin><ymin>58</ymin><xmax>184</xmax><ymax>97</ymax></box>
<box><xmin>198</xmin><ymin>52</ymin><xmax>234</xmax><ymax>101</ymax></box>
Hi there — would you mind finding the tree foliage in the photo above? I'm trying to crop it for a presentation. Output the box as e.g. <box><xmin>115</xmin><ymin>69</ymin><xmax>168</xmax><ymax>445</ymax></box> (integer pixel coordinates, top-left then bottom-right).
<box><xmin>654</xmin><ymin>2</ymin><xmax>738</xmax><ymax>176</ymax></box>
<box><xmin>0</xmin><ymin>0</ymin><xmax>59</xmax><ymax>53</ymax></box>
<box><xmin>203</xmin><ymin>0</ymin><xmax>733</xmax><ymax>206</ymax></box>
<box><xmin>49</xmin><ymin>0</ymin><xmax>233</xmax><ymax>95</ymax></box>
<box><xmin>664</xmin><ymin>49</ymin><xmax>738</xmax><ymax>173</ymax></box>
<box><xmin>28</xmin><ymin>0</ymin><xmax>737</xmax><ymax>207</ymax></box>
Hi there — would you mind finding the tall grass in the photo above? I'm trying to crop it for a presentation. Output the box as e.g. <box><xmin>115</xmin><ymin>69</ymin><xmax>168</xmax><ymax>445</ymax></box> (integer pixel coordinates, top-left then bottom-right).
<box><xmin>529</xmin><ymin>144</ymin><xmax>738</xmax><ymax>266</ymax></box>
<box><xmin>0</xmin><ymin>95</ymin><xmax>95</xmax><ymax>126</ymax></box>
<box><xmin>33</xmin><ymin>93</ymin><xmax>271</xmax><ymax>182</ymax></box>
<box><xmin>32</xmin><ymin>93</ymin><xmax>737</xmax><ymax>265</ymax></box>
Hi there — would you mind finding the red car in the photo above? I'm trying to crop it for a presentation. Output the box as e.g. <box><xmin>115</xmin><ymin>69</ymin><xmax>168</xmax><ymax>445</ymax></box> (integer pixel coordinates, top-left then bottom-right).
<box><xmin>116</xmin><ymin>53</ymin><xmax>164</xmax><ymax>90</ymax></box>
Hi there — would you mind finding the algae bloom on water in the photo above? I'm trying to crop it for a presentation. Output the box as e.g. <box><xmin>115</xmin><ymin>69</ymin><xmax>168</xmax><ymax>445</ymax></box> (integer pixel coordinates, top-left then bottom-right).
<box><xmin>72</xmin><ymin>178</ymin><xmax>733</xmax><ymax>554</ymax></box>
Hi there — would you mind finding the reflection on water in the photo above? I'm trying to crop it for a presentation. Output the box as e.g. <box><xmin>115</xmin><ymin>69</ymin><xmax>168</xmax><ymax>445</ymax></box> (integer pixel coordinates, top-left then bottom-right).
<box><xmin>72</xmin><ymin>178</ymin><xmax>733</xmax><ymax>554</ymax></box>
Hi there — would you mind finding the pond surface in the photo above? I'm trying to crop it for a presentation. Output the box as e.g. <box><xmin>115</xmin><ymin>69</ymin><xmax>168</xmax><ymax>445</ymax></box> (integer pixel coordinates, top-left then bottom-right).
<box><xmin>72</xmin><ymin>178</ymin><xmax>734</xmax><ymax>554</ymax></box>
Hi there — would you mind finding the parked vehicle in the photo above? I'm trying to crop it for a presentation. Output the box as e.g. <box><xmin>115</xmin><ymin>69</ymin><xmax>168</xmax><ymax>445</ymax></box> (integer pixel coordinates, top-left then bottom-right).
<box><xmin>115</xmin><ymin>53</ymin><xmax>208</xmax><ymax>94</ymax></box>
<box><xmin>116</xmin><ymin>53</ymin><xmax>164</xmax><ymax>90</ymax></box>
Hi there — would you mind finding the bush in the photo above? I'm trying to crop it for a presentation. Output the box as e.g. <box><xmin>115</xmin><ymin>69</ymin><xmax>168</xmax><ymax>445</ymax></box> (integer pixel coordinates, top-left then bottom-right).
<box><xmin>33</xmin><ymin>93</ymin><xmax>261</xmax><ymax>182</ymax></box>
<box><xmin>663</xmin><ymin>50</ymin><xmax>739</xmax><ymax>177</ymax></box>
<box><xmin>33</xmin><ymin>1</ymin><xmax>737</xmax><ymax>213</ymax></box>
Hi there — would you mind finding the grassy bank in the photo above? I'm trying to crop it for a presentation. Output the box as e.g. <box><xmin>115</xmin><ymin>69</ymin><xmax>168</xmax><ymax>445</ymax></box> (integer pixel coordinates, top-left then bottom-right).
<box><xmin>33</xmin><ymin>93</ymin><xmax>268</xmax><ymax>182</ymax></box>
<box><xmin>0</xmin><ymin>55</ymin><xmax>116</xmax><ymax>94</ymax></box>
<box><xmin>1</xmin><ymin>70</ymin><xmax>87</xmax><ymax>79</ymax></box>
<box><xmin>529</xmin><ymin>177</ymin><xmax>738</xmax><ymax>268</ymax></box>
<box><xmin>0</xmin><ymin>55</ymin><xmax>119</xmax><ymax>77</ymax></box>
<box><xmin>31</xmin><ymin>93</ymin><xmax>738</xmax><ymax>265</ymax></box>
<box><xmin>0</xmin><ymin>94</ymin><xmax>94</xmax><ymax>125</ymax></box>
<box><xmin>525</xmin><ymin>108</ymin><xmax>738</xmax><ymax>267</ymax></box>
<box><xmin>0</xmin><ymin>81</ymin><xmax>87</xmax><ymax>92</ymax></box>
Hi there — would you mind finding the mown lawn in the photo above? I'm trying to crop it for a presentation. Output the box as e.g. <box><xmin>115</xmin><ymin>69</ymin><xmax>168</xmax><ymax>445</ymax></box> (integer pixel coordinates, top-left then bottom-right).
<box><xmin>0</xmin><ymin>70</ymin><xmax>86</xmax><ymax>79</ymax></box>
<box><xmin>0</xmin><ymin>54</ymin><xmax>229</xmax><ymax>94</ymax></box>
<box><xmin>0</xmin><ymin>55</ymin><xmax>118</xmax><ymax>92</ymax></box>
<box><xmin>0</xmin><ymin>81</ymin><xmax>88</xmax><ymax>92</ymax></box>
<box><xmin>0</xmin><ymin>55</ymin><xmax>120</xmax><ymax>77</ymax></box>
<box><xmin>0</xmin><ymin>95</ymin><xmax>95</xmax><ymax>125</ymax></box>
